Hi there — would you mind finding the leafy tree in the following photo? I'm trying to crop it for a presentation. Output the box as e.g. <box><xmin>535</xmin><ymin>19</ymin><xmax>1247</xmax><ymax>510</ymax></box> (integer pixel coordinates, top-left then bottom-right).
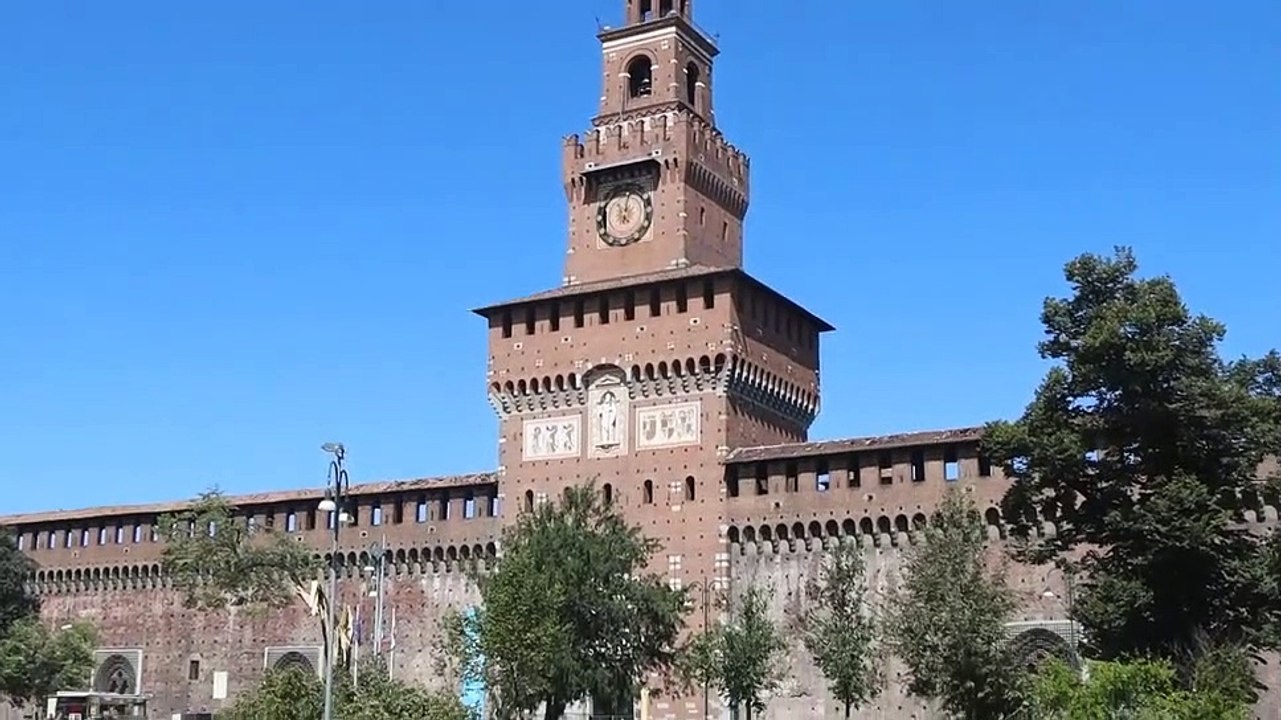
<box><xmin>0</xmin><ymin>619</ymin><xmax>96</xmax><ymax>710</ymax></box>
<box><xmin>1029</xmin><ymin>657</ymin><xmax>1250</xmax><ymax>720</ymax></box>
<box><xmin>444</xmin><ymin>482</ymin><xmax>686</xmax><ymax>720</ymax></box>
<box><xmin>795</xmin><ymin>543</ymin><xmax>882</xmax><ymax>717</ymax></box>
<box><xmin>158</xmin><ymin>489</ymin><xmax>320</xmax><ymax>611</ymax></box>
<box><xmin>0</xmin><ymin>528</ymin><xmax>38</xmax><ymax>637</ymax></box>
<box><xmin>887</xmin><ymin>489</ymin><xmax>1023</xmax><ymax>719</ymax></box>
<box><xmin>219</xmin><ymin>660</ymin><xmax>470</xmax><ymax>720</ymax></box>
<box><xmin>983</xmin><ymin>248</ymin><xmax>1281</xmax><ymax>669</ymax></box>
<box><xmin>684</xmin><ymin>584</ymin><xmax>787</xmax><ymax>720</ymax></box>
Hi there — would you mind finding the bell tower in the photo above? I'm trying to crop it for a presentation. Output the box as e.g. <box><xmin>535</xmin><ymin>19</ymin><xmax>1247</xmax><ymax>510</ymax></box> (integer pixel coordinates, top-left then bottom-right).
<box><xmin>560</xmin><ymin>0</ymin><xmax>749</xmax><ymax>285</ymax></box>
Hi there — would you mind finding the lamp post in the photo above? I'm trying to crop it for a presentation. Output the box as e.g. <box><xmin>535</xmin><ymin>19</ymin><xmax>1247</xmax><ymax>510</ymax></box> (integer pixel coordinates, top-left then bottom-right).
<box><xmin>1041</xmin><ymin>561</ymin><xmax>1079</xmax><ymax>670</ymax></box>
<box><xmin>319</xmin><ymin>442</ymin><xmax>350</xmax><ymax>720</ymax></box>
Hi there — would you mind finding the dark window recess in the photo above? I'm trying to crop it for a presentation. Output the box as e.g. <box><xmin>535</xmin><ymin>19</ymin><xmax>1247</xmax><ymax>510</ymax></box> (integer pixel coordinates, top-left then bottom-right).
<box><xmin>439</xmin><ymin>497</ymin><xmax>450</xmax><ymax>521</ymax></box>
<box><xmin>847</xmin><ymin>454</ymin><xmax>861</xmax><ymax>488</ymax></box>
<box><xmin>416</xmin><ymin>500</ymin><xmax>428</xmax><ymax>523</ymax></box>
<box><xmin>649</xmin><ymin>288</ymin><xmax>661</xmax><ymax>317</ymax></box>
<box><xmin>944</xmin><ymin>446</ymin><xmax>960</xmax><ymax>481</ymax></box>
<box><xmin>306</xmin><ymin>510</ymin><xmax>317</xmax><ymax>531</ymax></box>
<box><xmin>816</xmin><ymin>460</ymin><xmax>830</xmax><ymax>492</ymax></box>
<box><xmin>643</xmin><ymin>480</ymin><xmax>654</xmax><ymax>504</ymax></box>
<box><xmin>911</xmin><ymin>450</ymin><xmax>926</xmax><ymax>482</ymax></box>
<box><xmin>598</xmin><ymin>296</ymin><xmax>610</xmax><ymax>324</ymax></box>
<box><xmin>754</xmin><ymin>463</ymin><xmax>769</xmax><ymax>495</ymax></box>
<box><xmin>574</xmin><ymin>300</ymin><xmax>585</xmax><ymax>328</ymax></box>
<box><xmin>603</xmin><ymin>483</ymin><xmax>614</xmax><ymax>505</ymax></box>
<box><xmin>702</xmin><ymin>280</ymin><xmax>715</xmax><ymax>309</ymax></box>
<box><xmin>726</xmin><ymin>471</ymin><xmax>740</xmax><ymax>498</ymax></box>
<box><xmin>675</xmin><ymin>284</ymin><xmax>688</xmax><ymax>313</ymax></box>
<box><xmin>684</xmin><ymin>476</ymin><xmax>695</xmax><ymax>502</ymax></box>
<box><xmin>525</xmin><ymin>308</ymin><xmax>536</xmax><ymax>335</ymax></box>
<box><xmin>392</xmin><ymin>502</ymin><xmax>404</xmax><ymax>524</ymax></box>
<box><xmin>978</xmin><ymin>453</ymin><xmax>993</xmax><ymax>477</ymax></box>
<box><xmin>501</xmin><ymin>312</ymin><xmax>512</xmax><ymax>339</ymax></box>
<box><xmin>785</xmin><ymin>462</ymin><xmax>799</xmax><ymax>492</ymax></box>
<box><xmin>878</xmin><ymin>452</ymin><xmax>893</xmax><ymax>485</ymax></box>
<box><xmin>624</xmin><ymin>291</ymin><xmax>636</xmax><ymax>321</ymax></box>
<box><xmin>188</xmin><ymin>660</ymin><xmax>200</xmax><ymax>681</ymax></box>
<box><xmin>549</xmin><ymin>303</ymin><xmax>560</xmax><ymax>331</ymax></box>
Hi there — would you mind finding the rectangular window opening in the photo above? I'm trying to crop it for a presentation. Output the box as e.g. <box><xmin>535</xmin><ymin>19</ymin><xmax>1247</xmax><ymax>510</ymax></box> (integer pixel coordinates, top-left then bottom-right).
<box><xmin>574</xmin><ymin>300</ymin><xmax>585</xmax><ymax>328</ymax></box>
<box><xmin>785</xmin><ymin>462</ymin><xmax>799</xmax><ymax>493</ymax></box>
<box><xmin>392</xmin><ymin>502</ymin><xmax>404</xmax><ymax>525</ymax></box>
<box><xmin>464</xmin><ymin>496</ymin><xmax>477</xmax><ymax>519</ymax></box>
<box><xmin>675</xmin><ymin>283</ymin><xmax>688</xmax><ymax>313</ymax></box>
<box><xmin>754</xmin><ymin>463</ymin><xmax>769</xmax><ymax>496</ymax></box>
<box><xmin>286</xmin><ymin>512</ymin><xmax>298</xmax><ymax>533</ymax></box>
<box><xmin>305</xmin><ymin>510</ymin><xmax>317</xmax><ymax>531</ymax></box>
<box><xmin>624</xmin><ymin>291</ymin><xmax>636</xmax><ymax>321</ymax></box>
<box><xmin>188</xmin><ymin>660</ymin><xmax>200</xmax><ymax>681</ymax></box>
<box><xmin>702</xmin><ymin>279</ymin><xmax>715</xmax><ymax>309</ymax></box>
<box><xmin>416</xmin><ymin>499</ymin><xmax>428</xmax><ymax>523</ymax></box>
<box><xmin>944</xmin><ymin>446</ymin><xmax>960</xmax><ymax>481</ymax></box>
<box><xmin>846</xmin><ymin>454</ymin><xmax>861</xmax><ymax>488</ymax></box>
<box><xmin>878</xmin><ymin>452</ymin><xmax>893</xmax><ymax>485</ymax></box>
<box><xmin>911</xmin><ymin>450</ymin><xmax>926</xmax><ymax>482</ymax></box>
<box><xmin>816</xmin><ymin>459</ymin><xmax>830</xmax><ymax>492</ymax></box>
<box><xmin>649</xmin><ymin>288</ymin><xmax>661</xmax><ymax>317</ymax></box>
<box><xmin>978</xmin><ymin>453</ymin><xmax>993</xmax><ymax>477</ymax></box>
<box><xmin>501</xmin><ymin>311</ymin><xmax>512</xmax><ymax>339</ymax></box>
<box><xmin>726</xmin><ymin>469</ymin><xmax>740</xmax><ymax>498</ymax></box>
<box><xmin>598</xmin><ymin>295</ymin><xmax>610</xmax><ymax>324</ymax></box>
<box><xmin>524</xmin><ymin>307</ymin><xmax>536</xmax><ymax>335</ymax></box>
<box><xmin>371</xmin><ymin>506</ymin><xmax>383</xmax><ymax>526</ymax></box>
<box><xmin>549</xmin><ymin>303</ymin><xmax>561</xmax><ymax>332</ymax></box>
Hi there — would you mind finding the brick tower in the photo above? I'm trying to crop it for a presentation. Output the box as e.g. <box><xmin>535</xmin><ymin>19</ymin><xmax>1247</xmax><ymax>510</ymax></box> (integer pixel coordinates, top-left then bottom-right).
<box><xmin>475</xmin><ymin>1</ymin><xmax>832</xmax><ymax>716</ymax></box>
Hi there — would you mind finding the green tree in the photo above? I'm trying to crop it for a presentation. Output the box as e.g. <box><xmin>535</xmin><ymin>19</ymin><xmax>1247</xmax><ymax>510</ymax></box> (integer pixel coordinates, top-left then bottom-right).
<box><xmin>0</xmin><ymin>528</ymin><xmax>38</xmax><ymax>637</ymax></box>
<box><xmin>1029</xmin><ymin>657</ymin><xmax>1250</xmax><ymax>720</ymax></box>
<box><xmin>887</xmin><ymin>489</ymin><xmax>1023</xmax><ymax>719</ymax></box>
<box><xmin>983</xmin><ymin>248</ymin><xmax>1281</xmax><ymax>669</ymax></box>
<box><xmin>0</xmin><ymin>619</ymin><xmax>97</xmax><ymax>710</ymax></box>
<box><xmin>158</xmin><ymin>489</ymin><xmax>320</xmax><ymax>611</ymax></box>
<box><xmin>795</xmin><ymin>543</ymin><xmax>882</xmax><ymax>717</ymax></box>
<box><xmin>684</xmin><ymin>584</ymin><xmax>787</xmax><ymax>720</ymax></box>
<box><xmin>219</xmin><ymin>660</ymin><xmax>471</xmax><ymax>720</ymax></box>
<box><xmin>445</xmin><ymin>482</ymin><xmax>686</xmax><ymax>720</ymax></box>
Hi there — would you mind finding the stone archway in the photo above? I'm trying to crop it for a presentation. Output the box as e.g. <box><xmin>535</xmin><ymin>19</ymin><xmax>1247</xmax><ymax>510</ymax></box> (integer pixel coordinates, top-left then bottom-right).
<box><xmin>272</xmin><ymin>650</ymin><xmax>316</xmax><ymax>676</ymax></box>
<box><xmin>1008</xmin><ymin>627</ymin><xmax>1079</xmax><ymax>673</ymax></box>
<box><xmin>93</xmin><ymin>653</ymin><xmax>138</xmax><ymax>694</ymax></box>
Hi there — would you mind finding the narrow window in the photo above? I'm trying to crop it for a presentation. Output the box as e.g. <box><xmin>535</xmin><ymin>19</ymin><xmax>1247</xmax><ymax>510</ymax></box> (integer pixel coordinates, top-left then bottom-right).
<box><xmin>978</xmin><ymin>453</ymin><xmax>993</xmax><ymax>477</ymax></box>
<box><xmin>603</xmin><ymin>483</ymin><xmax>614</xmax><ymax>505</ymax></box>
<box><xmin>878</xmin><ymin>452</ymin><xmax>893</xmax><ymax>485</ymax></box>
<box><xmin>675</xmin><ymin>283</ymin><xmax>688</xmax><ymax>313</ymax></box>
<box><xmin>699</xmin><ymin>206</ymin><xmax>706</xmax><ymax>225</ymax></box>
<box><xmin>684</xmin><ymin>476</ymin><xmax>696</xmax><ymax>502</ymax></box>
<box><xmin>525</xmin><ymin>307</ymin><xmax>536</xmax><ymax>335</ymax></box>
<box><xmin>944</xmin><ymin>446</ymin><xmax>960</xmax><ymax>481</ymax></box>
<box><xmin>464</xmin><ymin>496</ymin><xmax>477</xmax><ymax>519</ymax></box>
<box><xmin>702</xmin><ymin>279</ymin><xmax>715</xmax><ymax>309</ymax></box>
<box><xmin>624</xmin><ymin>291</ymin><xmax>636</xmax><ymax>321</ymax></box>
<box><xmin>501</xmin><ymin>311</ymin><xmax>512</xmax><ymax>339</ymax></box>
<box><xmin>549</xmin><ymin>303</ymin><xmax>560</xmax><ymax>332</ymax></box>
<box><xmin>132</xmin><ymin>525</ymin><xmax>142</xmax><ymax>543</ymax></box>
<box><xmin>16</xmin><ymin>534</ymin><xmax>24</xmax><ymax>551</ymax></box>
<box><xmin>524</xmin><ymin>490</ymin><xmax>534</xmax><ymax>512</ymax></box>
<box><xmin>114</xmin><ymin>525</ymin><xmax>124</xmax><ymax>544</ymax></box>
<box><xmin>188</xmin><ymin>660</ymin><xmax>200</xmax><ymax>681</ymax></box>
<box><xmin>81</xmin><ymin>529</ymin><xmax>90</xmax><ymax>547</ymax></box>
<box><xmin>685</xmin><ymin>62</ymin><xmax>700</xmax><ymax>107</ymax></box>
<box><xmin>816</xmin><ymin>459</ymin><xmax>830</xmax><ymax>492</ymax></box>
<box><xmin>439</xmin><ymin>496</ymin><xmax>450</xmax><ymax>521</ymax></box>
<box><xmin>265</xmin><ymin>513</ymin><xmax>276</xmax><ymax>530</ymax></box>
<box><xmin>416</xmin><ymin>499</ymin><xmax>429</xmax><ymax>523</ymax></box>
<box><xmin>306</xmin><ymin>510</ymin><xmax>317</xmax><ymax>531</ymax></box>
<box><xmin>911</xmin><ymin>450</ymin><xmax>926</xmax><ymax>483</ymax></box>
<box><xmin>726</xmin><ymin>469</ymin><xmax>740</xmax><ymax>498</ymax></box>
<box><xmin>371</xmin><ymin>506</ymin><xmax>383</xmax><ymax>526</ymax></box>
<box><xmin>598</xmin><ymin>295</ymin><xmax>610</xmax><ymax>324</ymax></box>
<box><xmin>846</xmin><ymin>454</ymin><xmax>861</xmax><ymax>488</ymax></box>
<box><xmin>721</xmin><ymin>221</ymin><xmax>728</xmax><ymax>242</ymax></box>
<box><xmin>489</xmin><ymin>494</ymin><xmax>501</xmax><ymax>517</ymax></box>
<box><xmin>785</xmin><ymin>462</ymin><xmax>798</xmax><ymax>493</ymax></box>
<box><xmin>649</xmin><ymin>288</ymin><xmax>661</xmax><ymax>317</ymax></box>
<box><xmin>643</xmin><ymin>480</ymin><xmax>655</xmax><ymax>505</ymax></box>
<box><xmin>392</xmin><ymin>502</ymin><xmax>404</xmax><ymax>525</ymax></box>
<box><xmin>574</xmin><ymin>299</ymin><xmax>585</xmax><ymax>328</ymax></box>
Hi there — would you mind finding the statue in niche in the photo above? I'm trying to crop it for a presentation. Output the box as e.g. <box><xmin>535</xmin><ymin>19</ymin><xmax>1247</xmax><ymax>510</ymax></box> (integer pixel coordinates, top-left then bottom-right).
<box><xmin>596</xmin><ymin>391</ymin><xmax>620</xmax><ymax>447</ymax></box>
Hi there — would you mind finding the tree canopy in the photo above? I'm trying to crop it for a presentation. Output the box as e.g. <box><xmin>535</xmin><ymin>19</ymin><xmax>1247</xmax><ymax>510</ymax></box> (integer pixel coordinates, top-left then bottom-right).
<box><xmin>887</xmin><ymin>489</ymin><xmax>1023</xmax><ymax>719</ymax></box>
<box><xmin>0</xmin><ymin>529</ymin><xmax>38</xmax><ymax>637</ymax></box>
<box><xmin>0</xmin><ymin>619</ymin><xmax>97</xmax><ymax>709</ymax></box>
<box><xmin>795</xmin><ymin>543</ymin><xmax>882</xmax><ymax>718</ymax></box>
<box><xmin>1029</xmin><ymin>657</ymin><xmax>1250</xmax><ymax>720</ymax></box>
<box><xmin>444</xmin><ymin>482</ymin><xmax>686</xmax><ymax>720</ymax></box>
<box><xmin>983</xmin><ymin>247</ymin><xmax>1281</xmax><ymax>666</ymax></box>
<box><xmin>219</xmin><ymin>660</ymin><xmax>470</xmax><ymax>720</ymax></box>
<box><xmin>158</xmin><ymin>489</ymin><xmax>321</xmax><ymax>612</ymax></box>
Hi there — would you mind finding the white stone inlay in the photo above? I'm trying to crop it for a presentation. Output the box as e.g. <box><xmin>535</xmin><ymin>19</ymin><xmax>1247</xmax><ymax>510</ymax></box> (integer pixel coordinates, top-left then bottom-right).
<box><xmin>522</xmin><ymin>414</ymin><xmax>582</xmax><ymax>460</ymax></box>
<box><xmin>636</xmin><ymin>400</ymin><xmax>701</xmax><ymax>449</ymax></box>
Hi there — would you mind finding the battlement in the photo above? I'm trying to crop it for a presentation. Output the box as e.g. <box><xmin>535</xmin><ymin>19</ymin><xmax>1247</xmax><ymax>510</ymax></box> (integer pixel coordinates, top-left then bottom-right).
<box><xmin>562</xmin><ymin>109</ymin><xmax>750</xmax><ymax>192</ymax></box>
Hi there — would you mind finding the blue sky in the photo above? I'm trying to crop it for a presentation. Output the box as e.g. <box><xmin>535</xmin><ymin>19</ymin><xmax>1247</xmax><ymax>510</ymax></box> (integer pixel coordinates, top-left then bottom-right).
<box><xmin>2</xmin><ymin>1</ymin><xmax>1277</xmax><ymax>515</ymax></box>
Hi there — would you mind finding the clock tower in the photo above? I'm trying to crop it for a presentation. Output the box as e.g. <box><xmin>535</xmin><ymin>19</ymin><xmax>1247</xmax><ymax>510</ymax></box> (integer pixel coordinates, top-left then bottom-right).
<box><xmin>561</xmin><ymin>0</ymin><xmax>748</xmax><ymax>285</ymax></box>
<box><xmin>477</xmin><ymin>2</ymin><xmax>830</xmax><ymax>717</ymax></box>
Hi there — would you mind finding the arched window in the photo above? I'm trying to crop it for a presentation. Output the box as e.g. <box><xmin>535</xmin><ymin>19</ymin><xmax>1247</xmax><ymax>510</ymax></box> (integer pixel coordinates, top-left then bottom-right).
<box><xmin>603</xmin><ymin>483</ymin><xmax>614</xmax><ymax>506</ymax></box>
<box><xmin>684</xmin><ymin>476</ymin><xmax>695</xmax><ymax>502</ymax></box>
<box><xmin>643</xmin><ymin>479</ymin><xmax>654</xmax><ymax>505</ymax></box>
<box><xmin>627</xmin><ymin>56</ymin><xmax>653</xmax><ymax>99</ymax></box>
<box><xmin>524</xmin><ymin>490</ymin><xmax>534</xmax><ymax>513</ymax></box>
<box><xmin>685</xmin><ymin>62</ymin><xmax>700</xmax><ymax>108</ymax></box>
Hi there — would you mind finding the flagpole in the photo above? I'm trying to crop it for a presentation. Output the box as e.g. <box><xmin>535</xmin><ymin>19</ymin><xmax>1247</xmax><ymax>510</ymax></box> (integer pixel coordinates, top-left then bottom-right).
<box><xmin>388</xmin><ymin>606</ymin><xmax>397</xmax><ymax>680</ymax></box>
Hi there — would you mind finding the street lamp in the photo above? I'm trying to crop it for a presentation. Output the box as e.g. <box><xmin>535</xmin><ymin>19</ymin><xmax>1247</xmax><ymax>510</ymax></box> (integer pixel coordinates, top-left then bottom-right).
<box><xmin>364</xmin><ymin>537</ymin><xmax>388</xmax><ymax>660</ymax></box>
<box><xmin>319</xmin><ymin>442</ymin><xmax>349</xmax><ymax>720</ymax></box>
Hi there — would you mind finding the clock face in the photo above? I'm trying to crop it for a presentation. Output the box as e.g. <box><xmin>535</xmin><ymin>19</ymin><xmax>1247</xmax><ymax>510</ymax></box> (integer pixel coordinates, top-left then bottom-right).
<box><xmin>596</xmin><ymin>183</ymin><xmax>653</xmax><ymax>247</ymax></box>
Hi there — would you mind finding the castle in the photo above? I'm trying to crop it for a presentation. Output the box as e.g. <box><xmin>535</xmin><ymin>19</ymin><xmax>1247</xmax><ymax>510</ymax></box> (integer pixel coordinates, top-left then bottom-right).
<box><xmin>4</xmin><ymin>1</ymin><xmax>1279</xmax><ymax>718</ymax></box>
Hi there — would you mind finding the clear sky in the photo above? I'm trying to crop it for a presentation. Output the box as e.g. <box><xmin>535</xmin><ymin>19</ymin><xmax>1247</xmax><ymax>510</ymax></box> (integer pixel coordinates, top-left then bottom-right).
<box><xmin>2</xmin><ymin>1</ymin><xmax>1277</xmax><ymax>515</ymax></box>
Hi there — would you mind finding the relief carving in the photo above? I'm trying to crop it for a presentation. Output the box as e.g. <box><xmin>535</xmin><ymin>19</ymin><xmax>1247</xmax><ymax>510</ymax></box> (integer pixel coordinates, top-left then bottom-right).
<box><xmin>522</xmin><ymin>415</ymin><xmax>582</xmax><ymax>461</ymax></box>
<box><xmin>636</xmin><ymin>401</ymin><xmax>701</xmax><ymax>450</ymax></box>
<box><xmin>588</xmin><ymin>370</ymin><xmax>629</xmax><ymax>458</ymax></box>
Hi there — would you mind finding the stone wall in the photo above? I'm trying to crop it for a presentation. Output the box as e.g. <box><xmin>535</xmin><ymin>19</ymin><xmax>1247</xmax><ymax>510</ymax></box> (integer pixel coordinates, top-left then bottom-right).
<box><xmin>728</xmin><ymin>536</ymin><xmax>1281</xmax><ymax>720</ymax></box>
